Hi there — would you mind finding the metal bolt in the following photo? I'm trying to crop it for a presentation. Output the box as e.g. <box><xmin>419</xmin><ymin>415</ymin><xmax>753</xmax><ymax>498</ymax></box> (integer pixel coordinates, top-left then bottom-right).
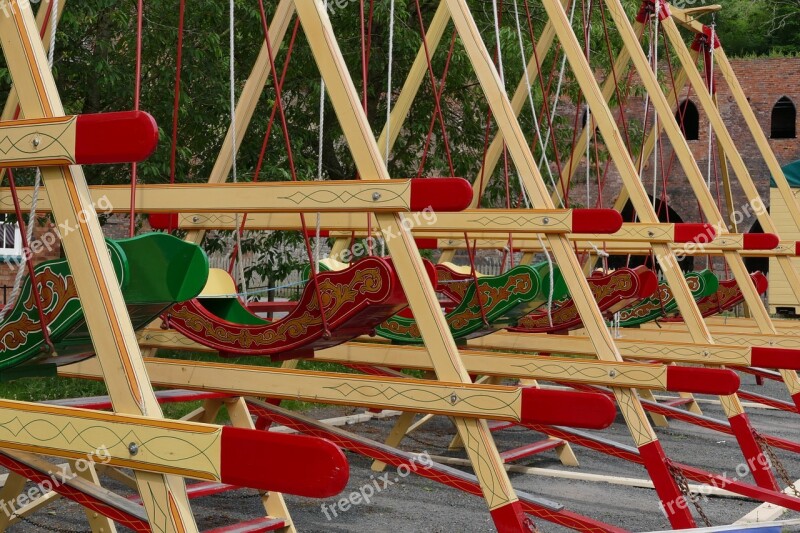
<box><xmin>608</xmin><ymin>369</ymin><xmax>618</xmax><ymax>378</ymax></box>
<box><xmin>192</xmin><ymin>216</ymin><xmax>200</xmax><ymax>223</ymax></box>
<box><xmin>449</xmin><ymin>393</ymin><xmax>459</xmax><ymax>405</ymax></box>
<box><xmin>372</xmin><ymin>192</ymin><xmax>382</xmax><ymax>201</ymax></box>
<box><xmin>32</xmin><ymin>136</ymin><xmax>41</xmax><ymax>148</ymax></box>
<box><xmin>647</xmin><ymin>231</ymin><xmax>655</xmax><ymax>237</ymax></box>
<box><xmin>128</xmin><ymin>442</ymin><xmax>139</xmax><ymax>456</ymax></box>
<box><xmin>542</xmin><ymin>217</ymin><xmax>550</xmax><ymax>225</ymax></box>
<box><xmin>702</xmin><ymin>350</ymin><xmax>710</xmax><ymax>358</ymax></box>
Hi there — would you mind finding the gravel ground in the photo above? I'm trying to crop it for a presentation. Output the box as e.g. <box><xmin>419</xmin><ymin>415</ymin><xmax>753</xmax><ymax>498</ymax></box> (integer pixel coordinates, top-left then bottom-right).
<box><xmin>5</xmin><ymin>376</ymin><xmax>800</xmax><ymax>532</ymax></box>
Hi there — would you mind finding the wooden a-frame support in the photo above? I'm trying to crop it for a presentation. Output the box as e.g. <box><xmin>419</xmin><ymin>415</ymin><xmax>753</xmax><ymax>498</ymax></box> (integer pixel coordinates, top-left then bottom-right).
<box><xmin>334</xmin><ymin>0</ymin><xmax>787</xmax><ymax>502</ymax></box>
<box><xmin>141</xmin><ymin>0</ymin><xmax>695</xmax><ymax>527</ymax></box>
<box><xmin>0</xmin><ymin>1</ymin><xmax>201</xmax><ymax>531</ymax></box>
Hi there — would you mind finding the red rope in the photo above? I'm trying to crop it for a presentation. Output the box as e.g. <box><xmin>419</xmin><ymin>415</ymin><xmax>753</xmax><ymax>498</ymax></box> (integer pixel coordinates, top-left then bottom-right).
<box><xmin>7</xmin><ymin>170</ymin><xmax>53</xmax><ymax>352</ymax></box>
<box><xmin>167</xmin><ymin>0</ymin><xmax>186</xmax><ymax>233</ymax></box>
<box><xmin>464</xmin><ymin>236</ymin><xmax>489</xmax><ymax>326</ymax></box>
<box><xmin>413</xmin><ymin>0</ymin><xmax>455</xmax><ymax>177</ymax></box>
<box><xmin>256</xmin><ymin>1</ymin><xmax>330</xmax><ymax>336</ymax></box>
<box><xmin>129</xmin><ymin>0</ymin><xmax>144</xmax><ymax>238</ymax></box>
<box><xmin>227</xmin><ymin>18</ymin><xmax>301</xmax><ymax>274</ymax></box>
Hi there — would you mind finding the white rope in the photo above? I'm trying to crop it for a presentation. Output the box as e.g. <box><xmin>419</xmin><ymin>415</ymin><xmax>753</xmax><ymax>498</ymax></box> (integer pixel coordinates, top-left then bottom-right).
<box><xmin>0</xmin><ymin>176</ymin><xmax>41</xmax><ymax>324</ymax></box>
<box><xmin>491</xmin><ymin>0</ymin><xmax>505</xmax><ymax>87</ymax></box>
<box><xmin>229</xmin><ymin>0</ymin><xmax>248</xmax><ymax>301</ymax></box>
<box><xmin>705</xmin><ymin>22</ymin><xmax>716</xmax><ymax>189</ymax></box>
<box><xmin>584</xmin><ymin>1</ymin><xmax>592</xmax><ymax>209</ymax></box>
<box><xmin>384</xmin><ymin>0</ymin><xmax>396</xmax><ymax>167</ymax></box>
<box><xmin>651</xmin><ymin>0</ymin><xmax>659</xmax><ymax>210</ymax></box>
<box><xmin>49</xmin><ymin>0</ymin><xmax>58</xmax><ymax>68</ymax></box>
<box><xmin>511</xmin><ymin>0</ymin><xmax>548</xmax><ymax>208</ymax></box>
<box><xmin>537</xmin><ymin>235</ymin><xmax>554</xmax><ymax>328</ymax></box>
<box><xmin>0</xmin><ymin>0</ymin><xmax>53</xmax><ymax>322</ymax></box>
<box><xmin>380</xmin><ymin>0</ymin><xmax>395</xmax><ymax>258</ymax></box>
<box><xmin>315</xmin><ymin>0</ymin><xmax>328</xmax><ymax>270</ymax></box>
<box><xmin>538</xmin><ymin>0</ymin><xmax>577</xmax><ymax>208</ymax></box>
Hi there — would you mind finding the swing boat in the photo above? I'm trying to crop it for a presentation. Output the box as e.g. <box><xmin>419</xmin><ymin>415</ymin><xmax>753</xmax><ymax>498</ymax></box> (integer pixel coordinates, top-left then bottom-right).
<box><xmin>509</xmin><ymin>266</ymin><xmax>658</xmax><ymax>334</ymax></box>
<box><xmin>0</xmin><ymin>233</ymin><xmax>208</xmax><ymax>373</ymax></box>
<box><xmin>164</xmin><ymin>257</ymin><xmax>409</xmax><ymax>359</ymax></box>
<box><xmin>375</xmin><ymin>261</ymin><xmax>567</xmax><ymax>343</ymax></box>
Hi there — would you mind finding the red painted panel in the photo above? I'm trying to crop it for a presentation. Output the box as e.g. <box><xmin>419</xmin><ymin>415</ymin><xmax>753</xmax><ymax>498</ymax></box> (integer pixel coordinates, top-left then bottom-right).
<box><xmin>638</xmin><ymin>441</ymin><xmax>696</xmax><ymax>529</ymax></box>
<box><xmin>743</xmin><ymin>232</ymin><xmax>780</xmax><ymax>250</ymax></box>
<box><xmin>75</xmin><ymin>111</ymin><xmax>159</xmax><ymax>164</ymax></box>
<box><xmin>570</xmin><ymin>208</ymin><xmax>623</xmax><ymax>234</ymax></box>
<box><xmin>672</xmin><ymin>223</ymin><xmax>716</xmax><ymax>243</ymax></box>
<box><xmin>519</xmin><ymin>388</ymin><xmax>616</xmax><ymax>429</ymax></box>
<box><xmin>220</xmin><ymin>427</ymin><xmax>349</xmax><ymax>497</ymax></box>
<box><xmin>409</xmin><ymin>177</ymin><xmax>472</xmax><ymax>212</ymax></box>
<box><xmin>665</xmin><ymin>366</ymin><xmax>740</xmax><ymax>394</ymax></box>
<box><xmin>728</xmin><ymin>413</ymin><xmax>780</xmax><ymax>491</ymax></box>
<box><xmin>488</xmin><ymin>501</ymin><xmax>535</xmax><ymax>533</ymax></box>
<box><xmin>414</xmin><ymin>238</ymin><xmax>439</xmax><ymax>250</ymax></box>
<box><xmin>751</xmin><ymin>347</ymin><xmax>800</xmax><ymax>371</ymax></box>
<box><xmin>148</xmin><ymin>213</ymin><xmax>179</xmax><ymax>230</ymax></box>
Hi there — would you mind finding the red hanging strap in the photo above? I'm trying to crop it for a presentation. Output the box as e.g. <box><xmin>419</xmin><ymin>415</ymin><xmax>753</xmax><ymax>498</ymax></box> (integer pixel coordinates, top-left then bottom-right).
<box><xmin>167</xmin><ymin>0</ymin><xmax>186</xmax><ymax>233</ymax></box>
<box><xmin>7</xmin><ymin>170</ymin><xmax>53</xmax><ymax>353</ymax></box>
<box><xmin>228</xmin><ymin>18</ymin><xmax>301</xmax><ymax>274</ymax></box>
<box><xmin>464</xmin><ymin>235</ymin><xmax>489</xmax><ymax>326</ymax></box>
<box><xmin>129</xmin><ymin>0</ymin><xmax>145</xmax><ymax>237</ymax></box>
<box><xmin>256</xmin><ymin>1</ymin><xmax>330</xmax><ymax>337</ymax></box>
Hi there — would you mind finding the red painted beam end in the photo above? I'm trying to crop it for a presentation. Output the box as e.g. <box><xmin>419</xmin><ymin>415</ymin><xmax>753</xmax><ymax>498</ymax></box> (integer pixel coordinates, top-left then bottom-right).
<box><xmin>220</xmin><ymin>427</ymin><xmax>348</xmax><ymax>497</ymax></box>
<box><xmin>75</xmin><ymin>111</ymin><xmax>159</xmax><ymax>164</ymax></box>
<box><xmin>673</xmin><ymin>223</ymin><xmax>716</xmax><ymax>244</ymax></box>
<box><xmin>409</xmin><ymin>178</ymin><xmax>472</xmax><ymax>212</ymax></box>
<box><xmin>743</xmin><ymin>233</ymin><xmax>780</xmax><ymax>251</ymax></box>
<box><xmin>571</xmin><ymin>209</ymin><xmax>623</xmax><ymax>234</ymax></box>
<box><xmin>303</xmin><ymin>229</ymin><xmax>331</xmax><ymax>238</ymax></box>
<box><xmin>520</xmin><ymin>388</ymin><xmax>616</xmax><ymax>429</ymax></box>
<box><xmin>666</xmin><ymin>366</ymin><xmax>740</xmax><ymax>395</ymax></box>
<box><xmin>414</xmin><ymin>238</ymin><xmax>439</xmax><ymax>250</ymax></box>
<box><xmin>148</xmin><ymin>213</ymin><xmax>179</xmax><ymax>231</ymax></box>
<box><xmin>751</xmin><ymin>347</ymin><xmax>800</xmax><ymax>371</ymax></box>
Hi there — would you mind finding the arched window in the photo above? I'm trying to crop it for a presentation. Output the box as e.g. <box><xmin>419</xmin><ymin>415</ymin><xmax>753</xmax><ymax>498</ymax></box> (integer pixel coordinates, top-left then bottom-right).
<box><xmin>676</xmin><ymin>100</ymin><xmax>699</xmax><ymax>141</ymax></box>
<box><xmin>771</xmin><ymin>96</ymin><xmax>796</xmax><ymax>139</ymax></box>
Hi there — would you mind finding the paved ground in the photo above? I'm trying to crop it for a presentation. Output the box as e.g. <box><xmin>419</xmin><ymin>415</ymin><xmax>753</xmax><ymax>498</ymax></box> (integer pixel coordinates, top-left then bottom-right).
<box><xmin>5</xmin><ymin>376</ymin><xmax>800</xmax><ymax>532</ymax></box>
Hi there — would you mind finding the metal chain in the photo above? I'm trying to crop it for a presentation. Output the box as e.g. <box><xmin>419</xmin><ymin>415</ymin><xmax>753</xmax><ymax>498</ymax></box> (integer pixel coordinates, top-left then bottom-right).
<box><xmin>12</xmin><ymin>512</ymin><xmax>91</xmax><ymax>533</ymax></box>
<box><xmin>754</xmin><ymin>432</ymin><xmax>800</xmax><ymax>497</ymax></box>
<box><xmin>668</xmin><ymin>463</ymin><xmax>713</xmax><ymax>527</ymax></box>
<box><xmin>523</xmin><ymin>516</ymin><xmax>540</xmax><ymax>532</ymax></box>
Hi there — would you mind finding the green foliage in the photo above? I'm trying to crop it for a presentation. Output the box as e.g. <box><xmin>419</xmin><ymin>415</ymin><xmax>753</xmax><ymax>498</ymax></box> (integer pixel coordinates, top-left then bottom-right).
<box><xmin>1</xmin><ymin>0</ymin><xmax>795</xmax><ymax>285</ymax></box>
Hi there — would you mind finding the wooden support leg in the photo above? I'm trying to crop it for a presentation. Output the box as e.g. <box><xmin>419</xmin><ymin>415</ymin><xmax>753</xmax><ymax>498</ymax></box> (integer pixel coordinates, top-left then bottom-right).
<box><xmin>638</xmin><ymin>389</ymin><xmax>671</xmax><ymax>428</ymax></box>
<box><xmin>0</xmin><ymin>472</ymin><xmax>28</xmax><ymax>530</ymax></box>
<box><xmin>371</xmin><ymin>411</ymin><xmax>417</xmax><ymax>472</ymax></box>
<box><xmin>70</xmin><ymin>460</ymin><xmax>118</xmax><ymax>533</ymax></box>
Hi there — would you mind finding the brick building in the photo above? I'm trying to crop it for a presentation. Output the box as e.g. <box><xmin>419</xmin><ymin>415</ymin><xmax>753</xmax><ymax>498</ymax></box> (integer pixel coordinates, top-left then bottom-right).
<box><xmin>567</xmin><ymin>57</ymin><xmax>800</xmax><ymax>231</ymax></box>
